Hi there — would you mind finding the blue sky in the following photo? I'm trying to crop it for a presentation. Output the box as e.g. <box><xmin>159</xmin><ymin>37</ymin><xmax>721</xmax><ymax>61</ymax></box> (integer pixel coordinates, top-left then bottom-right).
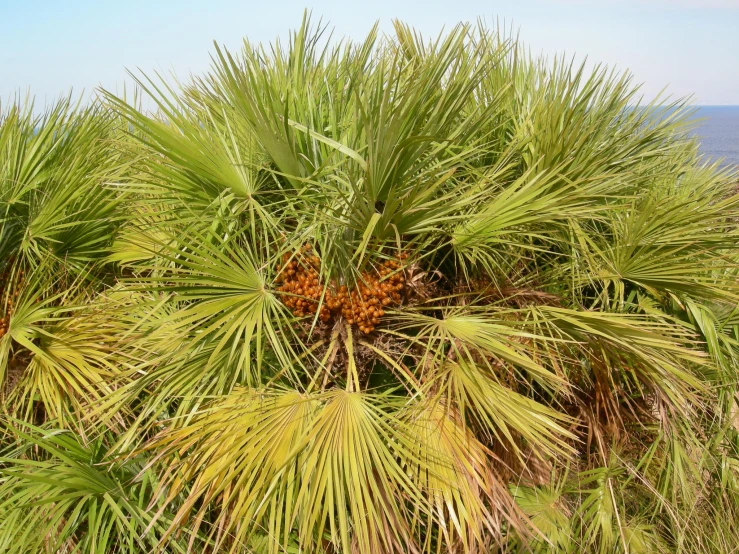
<box><xmin>2</xmin><ymin>0</ymin><xmax>738</xmax><ymax>106</ymax></box>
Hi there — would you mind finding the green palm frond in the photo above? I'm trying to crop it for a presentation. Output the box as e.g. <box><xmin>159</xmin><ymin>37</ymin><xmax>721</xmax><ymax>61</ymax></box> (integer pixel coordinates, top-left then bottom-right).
<box><xmin>0</xmin><ymin>422</ymin><xmax>195</xmax><ymax>553</ymax></box>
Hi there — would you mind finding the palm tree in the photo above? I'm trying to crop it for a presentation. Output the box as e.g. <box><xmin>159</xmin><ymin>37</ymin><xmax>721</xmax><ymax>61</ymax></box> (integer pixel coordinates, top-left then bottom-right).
<box><xmin>3</xmin><ymin>17</ymin><xmax>739</xmax><ymax>554</ymax></box>
<box><xmin>0</xmin><ymin>97</ymin><xmax>129</xmax><ymax>425</ymax></box>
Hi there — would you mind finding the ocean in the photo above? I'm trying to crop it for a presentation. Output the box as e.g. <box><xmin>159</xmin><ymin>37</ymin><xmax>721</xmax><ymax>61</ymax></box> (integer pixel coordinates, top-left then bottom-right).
<box><xmin>689</xmin><ymin>106</ymin><xmax>739</xmax><ymax>168</ymax></box>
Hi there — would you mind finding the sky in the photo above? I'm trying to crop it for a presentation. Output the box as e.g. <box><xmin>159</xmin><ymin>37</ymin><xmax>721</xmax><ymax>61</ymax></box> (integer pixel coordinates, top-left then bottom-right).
<box><xmin>1</xmin><ymin>0</ymin><xmax>739</xmax><ymax>107</ymax></box>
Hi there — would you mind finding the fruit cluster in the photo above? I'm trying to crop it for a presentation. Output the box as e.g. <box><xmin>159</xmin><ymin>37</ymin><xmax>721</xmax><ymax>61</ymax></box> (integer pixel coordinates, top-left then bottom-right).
<box><xmin>326</xmin><ymin>258</ymin><xmax>406</xmax><ymax>334</ymax></box>
<box><xmin>276</xmin><ymin>245</ymin><xmax>407</xmax><ymax>334</ymax></box>
<box><xmin>0</xmin><ymin>311</ymin><xmax>7</xmax><ymax>340</ymax></box>
<box><xmin>275</xmin><ymin>247</ymin><xmax>331</xmax><ymax>323</ymax></box>
<box><xmin>0</xmin><ymin>266</ymin><xmax>24</xmax><ymax>340</ymax></box>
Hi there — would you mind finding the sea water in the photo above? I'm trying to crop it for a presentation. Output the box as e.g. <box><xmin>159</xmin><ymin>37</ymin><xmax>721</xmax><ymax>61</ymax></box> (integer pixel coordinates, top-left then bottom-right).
<box><xmin>689</xmin><ymin>106</ymin><xmax>739</xmax><ymax>168</ymax></box>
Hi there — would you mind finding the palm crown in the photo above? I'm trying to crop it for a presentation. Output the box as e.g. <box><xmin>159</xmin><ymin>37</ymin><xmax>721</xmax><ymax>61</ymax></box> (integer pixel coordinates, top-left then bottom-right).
<box><xmin>2</xmin><ymin>17</ymin><xmax>739</xmax><ymax>554</ymax></box>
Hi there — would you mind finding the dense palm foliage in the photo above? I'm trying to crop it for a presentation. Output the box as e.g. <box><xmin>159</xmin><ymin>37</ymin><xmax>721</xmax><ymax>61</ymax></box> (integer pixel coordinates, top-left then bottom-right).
<box><xmin>3</xmin><ymin>18</ymin><xmax>739</xmax><ymax>553</ymax></box>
